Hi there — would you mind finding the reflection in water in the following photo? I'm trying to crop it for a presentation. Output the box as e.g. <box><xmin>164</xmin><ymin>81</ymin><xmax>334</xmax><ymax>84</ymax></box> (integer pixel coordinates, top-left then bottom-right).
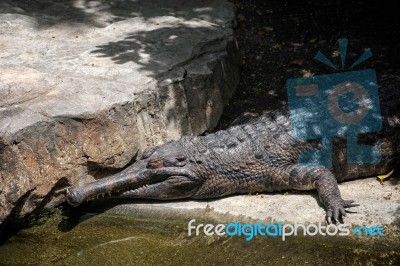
<box><xmin>0</xmin><ymin>212</ymin><xmax>399</xmax><ymax>265</ymax></box>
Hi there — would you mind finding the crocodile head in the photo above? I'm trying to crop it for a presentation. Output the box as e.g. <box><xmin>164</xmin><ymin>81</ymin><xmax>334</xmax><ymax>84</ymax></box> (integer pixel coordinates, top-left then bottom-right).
<box><xmin>66</xmin><ymin>142</ymin><xmax>202</xmax><ymax>207</ymax></box>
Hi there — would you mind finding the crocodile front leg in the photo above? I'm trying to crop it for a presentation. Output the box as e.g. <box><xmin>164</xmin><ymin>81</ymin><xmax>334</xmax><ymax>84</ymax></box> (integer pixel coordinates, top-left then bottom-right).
<box><xmin>315</xmin><ymin>170</ymin><xmax>359</xmax><ymax>224</ymax></box>
<box><xmin>288</xmin><ymin>165</ymin><xmax>359</xmax><ymax>223</ymax></box>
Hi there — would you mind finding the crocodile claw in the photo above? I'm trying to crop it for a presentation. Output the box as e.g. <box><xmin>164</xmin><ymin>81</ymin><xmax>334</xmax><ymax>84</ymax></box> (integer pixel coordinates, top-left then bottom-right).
<box><xmin>325</xmin><ymin>199</ymin><xmax>360</xmax><ymax>224</ymax></box>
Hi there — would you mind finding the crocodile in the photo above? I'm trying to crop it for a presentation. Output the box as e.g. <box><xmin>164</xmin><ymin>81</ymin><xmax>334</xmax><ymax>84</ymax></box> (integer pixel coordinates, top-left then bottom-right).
<box><xmin>66</xmin><ymin>74</ymin><xmax>400</xmax><ymax>223</ymax></box>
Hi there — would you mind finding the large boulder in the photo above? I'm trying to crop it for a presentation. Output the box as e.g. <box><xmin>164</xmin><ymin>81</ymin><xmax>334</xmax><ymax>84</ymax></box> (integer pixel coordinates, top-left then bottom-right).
<box><xmin>0</xmin><ymin>0</ymin><xmax>240</xmax><ymax>226</ymax></box>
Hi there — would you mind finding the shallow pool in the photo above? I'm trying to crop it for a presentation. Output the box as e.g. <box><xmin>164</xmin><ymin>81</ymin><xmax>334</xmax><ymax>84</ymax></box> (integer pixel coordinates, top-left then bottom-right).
<box><xmin>0</xmin><ymin>211</ymin><xmax>399</xmax><ymax>265</ymax></box>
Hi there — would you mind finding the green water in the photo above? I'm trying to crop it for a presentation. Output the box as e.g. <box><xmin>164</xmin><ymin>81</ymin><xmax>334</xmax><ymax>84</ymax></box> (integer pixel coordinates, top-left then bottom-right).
<box><xmin>0</xmin><ymin>212</ymin><xmax>399</xmax><ymax>266</ymax></box>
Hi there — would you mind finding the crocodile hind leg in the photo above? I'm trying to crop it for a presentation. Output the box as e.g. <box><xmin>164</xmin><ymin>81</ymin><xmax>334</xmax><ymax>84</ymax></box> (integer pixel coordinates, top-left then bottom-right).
<box><xmin>288</xmin><ymin>166</ymin><xmax>359</xmax><ymax>223</ymax></box>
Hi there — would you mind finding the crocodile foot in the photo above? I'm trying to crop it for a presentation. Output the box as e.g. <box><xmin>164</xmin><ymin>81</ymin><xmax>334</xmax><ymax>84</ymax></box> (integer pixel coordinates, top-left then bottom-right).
<box><xmin>325</xmin><ymin>198</ymin><xmax>360</xmax><ymax>224</ymax></box>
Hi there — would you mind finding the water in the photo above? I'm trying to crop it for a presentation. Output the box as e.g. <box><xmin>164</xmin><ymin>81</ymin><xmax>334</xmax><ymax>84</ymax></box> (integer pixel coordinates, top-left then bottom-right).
<box><xmin>0</xmin><ymin>211</ymin><xmax>399</xmax><ymax>265</ymax></box>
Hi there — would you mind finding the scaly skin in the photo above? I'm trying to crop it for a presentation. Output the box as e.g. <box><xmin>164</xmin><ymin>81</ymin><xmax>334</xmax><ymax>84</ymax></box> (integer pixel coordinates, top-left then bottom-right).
<box><xmin>66</xmin><ymin>75</ymin><xmax>400</xmax><ymax>223</ymax></box>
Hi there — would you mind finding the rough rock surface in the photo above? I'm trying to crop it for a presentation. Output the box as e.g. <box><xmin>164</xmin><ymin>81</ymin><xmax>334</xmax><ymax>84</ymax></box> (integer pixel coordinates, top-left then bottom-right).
<box><xmin>106</xmin><ymin>177</ymin><xmax>400</xmax><ymax>227</ymax></box>
<box><xmin>0</xmin><ymin>0</ymin><xmax>240</xmax><ymax>226</ymax></box>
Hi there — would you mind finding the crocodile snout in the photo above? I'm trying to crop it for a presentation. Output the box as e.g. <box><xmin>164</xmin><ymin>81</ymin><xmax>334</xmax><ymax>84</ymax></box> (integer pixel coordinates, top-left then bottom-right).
<box><xmin>66</xmin><ymin>188</ymin><xmax>85</xmax><ymax>207</ymax></box>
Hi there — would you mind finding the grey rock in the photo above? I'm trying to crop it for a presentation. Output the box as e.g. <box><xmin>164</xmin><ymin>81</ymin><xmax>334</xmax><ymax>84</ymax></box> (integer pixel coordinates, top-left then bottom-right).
<box><xmin>106</xmin><ymin>177</ymin><xmax>400</xmax><ymax>227</ymax></box>
<box><xmin>0</xmin><ymin>0</ymin><xmax>240</xmax><ymax>225</ymax></box>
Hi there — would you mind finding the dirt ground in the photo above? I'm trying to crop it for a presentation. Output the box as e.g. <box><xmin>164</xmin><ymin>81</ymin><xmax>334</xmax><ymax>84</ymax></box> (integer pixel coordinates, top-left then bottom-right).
<box><xmin>219</xmin><ymin>0</ymin><xmax>400</xmax><ymax>128</ymax></box>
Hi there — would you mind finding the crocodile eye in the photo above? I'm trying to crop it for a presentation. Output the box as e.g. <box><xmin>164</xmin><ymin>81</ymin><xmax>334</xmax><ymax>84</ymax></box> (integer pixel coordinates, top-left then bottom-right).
<box><xmin>175</xmin><ymin>161</ymin><xmax>187</xmax><ymax>167</ymax></box>
<box><xmin>176</xmin><ymin>155</ymin><xmax>187</xmax><ymax>161</ymax></box>
<box><xmin>162</xmin><ymin>156</ymin><xmax>187</xmax><ymax>167</ymax></box>
<box><xmin>147</xmin><ymin>158</ymin><xmax>163</xmax><ymax>169</ymax></box>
